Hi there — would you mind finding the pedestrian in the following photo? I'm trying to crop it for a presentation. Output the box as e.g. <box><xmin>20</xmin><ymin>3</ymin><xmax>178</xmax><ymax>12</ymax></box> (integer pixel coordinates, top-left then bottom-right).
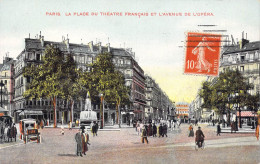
<box><xmin>141</xmin><ymin>127</ymin><xmax>148</xmax><ymax>144</ymax></box>
<box><xmin>188</xmin><ymin>124</ymin><xmax>194</xmax><ymax>137</ymax></box>
<box><xmin>40</xmin><ymin>119</ymin><xmax>44</xmax><ymax>129</ymax></box>
<box><xmin>4</xmin><ymin>125</ymin><xmax>8</xmax><ymax>142</ymax></box>
<box><xmin>152</xmin><ymin>123</ymin><xmax>157</xmax><ymax>137</ymax></box>
<box><xmin>0</xmin><ymin>123</ymin><xmax>4</xmax><ymax>142</ymax></box>
<box><xmin>90</xmin><ymin>121</ymin><xmax>94</xmax><ymax>135</ymax></box>
<box><xmin>231</xmin><ymin>121</ymin><xmax>236</xmax><ymax>133</ymax></box>
<box><xmin>69</xmin><ymin>121</ymin><xmax>72</xmax><ymax>130</ymax></box>
<box><xmin>255</xmin><ymin>124</ymin><xmax>259</xmax><ymax>141</ymax></box>
<box><xmin>148</xmin><ymin>123</ymin><xmax>152</xmax><ymax>136</ymax></box>
<box><xmin>163</xmin><ymin>123</ymin><xmax>168</xmax><ymax>137</ymax></box>
<box><xmin>11</xmin><ymin>123</ymin><xmax>17</xmax><ymax>142</ymax></box>
<box><xmin>94</xmin><ymin>122</ymin><xmax>98</xmax><ymax>136</ymax></box>
<box><xmin>135</xmin><ymin>121</ymin><xmax>139</xmax><ymax>132</ymax></box>
<box><xmin>195</xmin><ymin>119</ymin><xmax>198</xmax><ymax>126</ymax></box>
<box><xmin>217</xmin><ymin>123</ymin><xmax>221</xmax><ymax>136</ymax></box>
<box><xmin>75</xmin><ymin>129</ymin><xmax>83</xmax><ymax>157</ymax></box>
<box><xmin>7</xmin><ymin>126</ymin><xmax>11</xmax><ymax>142</ymax></box>
<box><xmin>82</xmin><ymin>129</ymin><xmax>89</xmax><ymax>155</ymax></box>
<box><xmin>159</xmin><ymin>123</ymin><xmax>163</xmax><ymax>137</ymax></box>
<box><xmin>60</xmin><ymin>125</ymin><xmax>65</xmax><ymax>135</ymax></box>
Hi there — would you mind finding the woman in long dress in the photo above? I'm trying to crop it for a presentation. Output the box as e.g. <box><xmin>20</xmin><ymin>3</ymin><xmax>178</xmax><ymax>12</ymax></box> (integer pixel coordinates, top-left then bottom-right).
<box><xmin>192</xmin><ymin>37</ymin><xmax>216</xmax><ymax>72</ymax></box>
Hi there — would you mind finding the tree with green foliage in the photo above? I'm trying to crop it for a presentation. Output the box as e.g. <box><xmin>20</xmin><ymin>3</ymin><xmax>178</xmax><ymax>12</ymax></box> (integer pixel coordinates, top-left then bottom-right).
<box><xmin>23</xmin><ymin>45</ymin><xmax>78</xmax><ymax>127</ymax></box>
<box><xmin>199</xmin><ymin>69</ymin><xmax>254</xmax><ymax>126</ymax></box>
<box><xmin>59</xmin><ymin>53</ymin><xmax>82</xmax><ymax>123</ymax></box>
<box><xmin>80</xmin><ymin>52</ymin><xmax>130</xmax><ymax>127</ymax></box>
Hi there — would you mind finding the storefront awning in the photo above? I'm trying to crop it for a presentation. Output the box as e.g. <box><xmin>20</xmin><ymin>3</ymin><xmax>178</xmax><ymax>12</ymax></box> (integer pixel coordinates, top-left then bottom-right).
<box><xmin>19</xmin><ymin>110</ymin><xmax>43</xmax><ymax>116</ymax></box>
<box><xmin>236</xmin><ymin>111</ymin><xmax>256</xmax><ymax>117</ymax></box>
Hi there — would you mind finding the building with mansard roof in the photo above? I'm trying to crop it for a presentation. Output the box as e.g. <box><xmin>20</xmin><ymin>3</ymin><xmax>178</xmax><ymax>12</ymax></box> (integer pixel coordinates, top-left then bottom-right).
<box><xmin>13</xmin><ymin>34</ymin><xmax>146</xmax><ymax>124</ymax></box>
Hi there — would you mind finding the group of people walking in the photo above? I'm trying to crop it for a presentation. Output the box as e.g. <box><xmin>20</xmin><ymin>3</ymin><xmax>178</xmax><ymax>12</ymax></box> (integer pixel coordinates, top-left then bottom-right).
<box><xmin>0</xmin><ymin>122</ymin><xmax>17</xmax><ymax>142</ymax></box>
<box><xmin>136</xmin><ymin>122</ymin><xmax>170</xmax><ymax>144</ymax></box>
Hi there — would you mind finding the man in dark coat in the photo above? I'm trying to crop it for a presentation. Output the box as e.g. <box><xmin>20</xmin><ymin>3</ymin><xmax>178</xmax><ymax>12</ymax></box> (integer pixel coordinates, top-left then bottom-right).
<box><xmin>141</xmin><ymin>127</ymin><xmax>148</xmax><ymax>144</ymax></box>
<box><xmin>217</xmin><ymin>123</ymin><xmax>221</xmax><ymax>136</ymax></box>
<box><xmin>10</xmin><ymin>123</ymin><xmax>17</xmax><ymax>142</ymax></box>
<box><xmin>195</xmin><ymin>126</ymin><xmax>205</xmax><ymax>148</ymax></box>
<box><xmin>159</xmin><ymin>124</ymin><xmax>163</xmax><ymax>137</ymax></box>
<box><xmin>162</xmin><ymin>123</ymin><xmax>168</xmax><ymax>137</ymax></box>
<box><xmin>95</xmin><ymin>122</ymin><xmax>98</xmax><ymax>136</ymax></box>
<box><xmin>152</xmin><ymin>123</ymin><xmax>157</xmax><ymax>137</ymax></box>
<box><xmin>75</xmin><ymin>129</ymin><xmax>83</xmax><ymax>157</ymax></box>
<box><xmin>148</xmin><ymin>123</ymin><xmax>152</xmax><ymax>136</ymax></box>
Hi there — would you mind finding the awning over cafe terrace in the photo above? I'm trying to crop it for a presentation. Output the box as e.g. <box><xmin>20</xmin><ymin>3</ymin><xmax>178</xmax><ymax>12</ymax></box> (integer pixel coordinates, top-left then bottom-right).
<box><xmin>236</xmin><ymin>111</ymin><xmax>256</xmax><ymax>117</ymax></box>
<box><xmin>19</xmin><ymin>110</ymin><xmax>43</xmax><ymax>116</ymax></box>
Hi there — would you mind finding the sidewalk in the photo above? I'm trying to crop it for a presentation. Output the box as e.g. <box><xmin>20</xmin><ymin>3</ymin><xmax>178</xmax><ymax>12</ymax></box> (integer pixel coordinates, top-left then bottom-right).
<box><xmin>205</xmin><ymin>124</ymin><xmax>255</xmax><ymax>133</ymax></box>
<box><xmin>44</xmin><ymin>123</ymin><xmax>134</xmax><ymax>131</ymax></box>
<box><xmin>174</xmin><ymin>136</ymin><xmax>259</xmax><ymax>148</ymax></box>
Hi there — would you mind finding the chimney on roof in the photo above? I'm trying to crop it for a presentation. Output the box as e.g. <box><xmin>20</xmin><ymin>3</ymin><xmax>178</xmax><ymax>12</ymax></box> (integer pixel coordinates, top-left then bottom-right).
<box><xmin>65</xmin><ymin>34</ymin><xmax>69</xmax><ymax>51</ymax></box>
<box><xmin>240</xmin><ymin>32</ymin><xmax>249</xmax><ymax>49</ymax></box>
<box><xmin>40</xmin><ymin>36</ymin><xmax>44</xmax><ymax>47</ymax></box>
<box><xmin>98</xmin><ymin>42</ymin><xmax>102</xmax><ymax>52</ymax></box>
<box><xmin>29</xmin><ymin>33</ymin><xmax>30</xmax><ymax>39</ymax></box>
<box><xmin>88</xmin><ymin>41</ymin><xmax>93</xmax><ymax>52</ymax></box>
<box><xmin>106</xmin><ymin>43</ymin><xmax>110</xmax><ymax>52</ymax></box>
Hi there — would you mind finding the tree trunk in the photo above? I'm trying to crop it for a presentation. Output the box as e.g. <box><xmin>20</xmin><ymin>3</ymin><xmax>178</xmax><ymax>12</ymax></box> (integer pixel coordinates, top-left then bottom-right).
<box><xmin>70</xmin><ymin>100</ymin><xmax>74</xmax><ymax>123</ymax></box>
<box><xmin>52</xmin><ymin>97</ymin><xmax>57</xmax><ymax>128</ymax></box>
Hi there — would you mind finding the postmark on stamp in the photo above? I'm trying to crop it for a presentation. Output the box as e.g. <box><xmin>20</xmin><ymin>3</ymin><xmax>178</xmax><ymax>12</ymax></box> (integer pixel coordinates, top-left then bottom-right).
<box><xmin>184</xmin><ymin>32</ymin><xmax>221</xmax><ymax>76</ymax></box>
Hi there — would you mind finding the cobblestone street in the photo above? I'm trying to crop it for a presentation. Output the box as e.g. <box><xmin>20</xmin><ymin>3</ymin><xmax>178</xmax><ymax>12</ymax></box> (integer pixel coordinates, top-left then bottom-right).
<box><xmin>0</xmin><ymin>124</ymin><xmax>259</xmax><ymax>164</ymax></box>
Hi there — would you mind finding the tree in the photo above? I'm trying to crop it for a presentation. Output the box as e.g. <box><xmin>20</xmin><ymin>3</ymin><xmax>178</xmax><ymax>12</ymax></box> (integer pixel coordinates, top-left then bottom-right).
<box><xmin>23</xmin><ymin>45</ymin><xmax>72</xmax><ymax>127</ymax></box>
<box><xmin>60</xmin><ymin>53</ymin><xmax>82</xmax><ymax>123</ymax></box>
<box><xmin>80</xmin><ymin>52</ymin><xmax>130</xmax><ymax>126</ymax></box>
<box><xmin>199</xmin><ymin>69</ymin><xmax>254</xmax><ymax>126</ymax></box>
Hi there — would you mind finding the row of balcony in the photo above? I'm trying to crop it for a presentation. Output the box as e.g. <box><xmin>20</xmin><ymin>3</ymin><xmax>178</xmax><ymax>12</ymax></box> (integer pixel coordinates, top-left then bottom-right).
<box><xmin>221</xmin><ymin>58</ymin><xmax>260</xmax><ymax>66</ymax></box>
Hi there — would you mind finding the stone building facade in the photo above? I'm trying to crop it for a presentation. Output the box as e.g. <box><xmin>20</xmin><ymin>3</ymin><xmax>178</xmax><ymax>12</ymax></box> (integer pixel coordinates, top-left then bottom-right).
<box><xmin>13</xmin><ymin>34</ymin><xmax>146</xmax><ymax>124</ymax></box>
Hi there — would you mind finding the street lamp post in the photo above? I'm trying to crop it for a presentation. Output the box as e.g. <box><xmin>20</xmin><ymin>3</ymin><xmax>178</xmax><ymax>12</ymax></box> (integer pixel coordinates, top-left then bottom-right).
<box><xmin>0</xmin><ymin>81</ymin><xmax>5</xmax><ymax>107</ymax></box>
<box><xmin>99</xmin><ymin>93</ymin><xmax>104</xmax><ymax>129</ymax></box>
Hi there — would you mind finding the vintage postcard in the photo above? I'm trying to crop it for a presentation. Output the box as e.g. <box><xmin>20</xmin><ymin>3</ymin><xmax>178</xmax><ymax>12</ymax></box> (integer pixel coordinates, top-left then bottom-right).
<box><xmin>0</xmin><ymin>0</ymin><xmax>259</xmax><ymax>163</ymax></box>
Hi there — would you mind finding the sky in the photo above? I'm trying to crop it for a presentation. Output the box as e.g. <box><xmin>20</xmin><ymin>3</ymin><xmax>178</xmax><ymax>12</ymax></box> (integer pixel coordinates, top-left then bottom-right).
<box><xmin>0</xmin><ymin>0</ymin><xmax>259</xmax><ymax>103</ymax></box>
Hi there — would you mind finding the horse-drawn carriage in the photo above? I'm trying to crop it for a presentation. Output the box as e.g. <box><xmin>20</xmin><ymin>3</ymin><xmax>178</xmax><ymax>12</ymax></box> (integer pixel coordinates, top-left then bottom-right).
<box><xmin>19</xmin><ymin>119</ymin><xmax>41</xmax><ymax>144</ymax></box>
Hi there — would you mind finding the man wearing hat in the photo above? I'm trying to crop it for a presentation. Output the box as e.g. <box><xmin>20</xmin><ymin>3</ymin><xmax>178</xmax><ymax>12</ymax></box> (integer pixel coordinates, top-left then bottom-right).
<box><xmin>141</xmin><ymin>126</ymin><xmax>148</xmax><ymax>144</ymax></box>
<box><xmin>75</xmin><ymin>129</ymin><xmax>83</xmax><ymax>157</ymax></box>
<box><xmin>195</xmin><ymin>126</ymin><xmax>205</xmax><ymax>148</ymax></box>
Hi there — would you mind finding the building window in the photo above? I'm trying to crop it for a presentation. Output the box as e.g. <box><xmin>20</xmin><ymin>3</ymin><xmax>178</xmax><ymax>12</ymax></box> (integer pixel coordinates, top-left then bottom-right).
<box><xmin>36</xmin><ymin>54</ymin><xmax>41</xmax><ymax>61</ymax></box>
<box><xmin>240</xmin><ymin>66</ymin><xmax>244</xmax><ymax>72</ymax></box>
<box><xmin>241</xmin><ymin>56</ymin><xmax>245</xmax><ymax>62</ymax></box>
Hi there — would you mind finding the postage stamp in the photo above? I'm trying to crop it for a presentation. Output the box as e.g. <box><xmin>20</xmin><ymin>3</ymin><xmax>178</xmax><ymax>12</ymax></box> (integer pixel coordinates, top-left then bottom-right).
<box><xmin>184</xmin><ymin>32</ymin><xmax>222</xmax><ymax>76</ymax></box>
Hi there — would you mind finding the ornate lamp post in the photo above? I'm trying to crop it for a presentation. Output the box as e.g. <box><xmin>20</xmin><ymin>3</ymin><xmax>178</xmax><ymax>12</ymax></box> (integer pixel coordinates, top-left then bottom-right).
<box><xmin>0</xmin><ymin>81</ymin><xmax>5</xmax><ymax>107</ymax></box>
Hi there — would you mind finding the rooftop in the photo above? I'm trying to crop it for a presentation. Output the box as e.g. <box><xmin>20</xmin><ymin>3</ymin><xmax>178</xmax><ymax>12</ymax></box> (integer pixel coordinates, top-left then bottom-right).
<box><xmin>223</xmin><ymin>41</ymin><xmax>260</xmax><ymax>55</ymax></box>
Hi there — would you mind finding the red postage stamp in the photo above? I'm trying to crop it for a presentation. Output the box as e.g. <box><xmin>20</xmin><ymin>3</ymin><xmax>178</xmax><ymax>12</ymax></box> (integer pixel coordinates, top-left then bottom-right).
<box><xmin>184</xmin><ymin>32</ymin><xmax>221</xmax><ymax>76</ymax></box>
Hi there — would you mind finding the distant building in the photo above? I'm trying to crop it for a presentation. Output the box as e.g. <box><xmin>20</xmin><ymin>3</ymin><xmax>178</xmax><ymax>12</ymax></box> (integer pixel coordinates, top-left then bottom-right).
<box><xmin>0</xmin><ymin>55</ymin><xmax>15</xmax><ymax>116</ymax></box>
<box><xmin>176</xmin><ymin>102</ymin><xmax>189</xmax><ymax>122</ymax></box>
<box><xmin>145</xmin><ymin>75</ymin><xmax>175</xmax><ymax>120</ymax></box>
